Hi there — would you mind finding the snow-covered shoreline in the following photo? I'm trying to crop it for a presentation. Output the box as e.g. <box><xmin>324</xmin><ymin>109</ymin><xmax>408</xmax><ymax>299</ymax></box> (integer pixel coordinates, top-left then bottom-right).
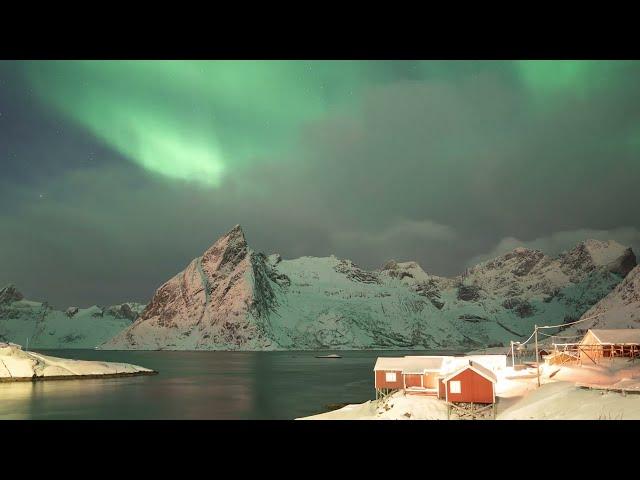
<box><xmin>0</xmin><ymin>343</ymin><xmax>157</xmax><ymax>382</ymax></box>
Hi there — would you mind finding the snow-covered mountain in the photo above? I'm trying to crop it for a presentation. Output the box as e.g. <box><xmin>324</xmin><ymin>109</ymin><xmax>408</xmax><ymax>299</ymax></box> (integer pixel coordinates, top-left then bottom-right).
<box><xmin>0</xmin><ymin>284</ymin><xmax>144</xmax><ymax>349</ymax></box>
<box><xmin>102</xmin><ymin>226</ymin><xmax>636</xmax><ymax>351</ymax></box>
<box><xmin>104</xmin><ymin>225</ymin><xmax>277</xmax><ymax>350</ymax></box>
<box><xmin>560</xmin><ymin>264</ymin><xmax>640</xmax><ymax>335</ymax></box>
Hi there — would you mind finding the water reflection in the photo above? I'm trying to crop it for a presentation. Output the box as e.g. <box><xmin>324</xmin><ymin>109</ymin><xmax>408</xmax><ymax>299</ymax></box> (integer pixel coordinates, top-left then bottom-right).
<box><xmin>0</xmin><ymin>349</ymin><xmax>459</xmax><ymax>419</ymax></box>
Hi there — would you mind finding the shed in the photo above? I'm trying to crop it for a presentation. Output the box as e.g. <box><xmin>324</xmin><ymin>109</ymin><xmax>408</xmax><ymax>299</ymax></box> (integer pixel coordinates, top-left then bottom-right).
<box><xmin>373</xmin><ymin>357</ymin><xmax>406</xmax><ymax>391</ymax></box>
<box><xmin>579</xmin><ymin>329</ymin><xmax>640</xmax><ymax>363</ymax></box>
<box><xmin>438</xmin><ymin>360</ymin><xmax>497</xmax><ymax>404</ymax></box>
<box><xmin>544</xmin><ymin>350</ymin><xmax>579</xmax><ymax>366</ymax></box>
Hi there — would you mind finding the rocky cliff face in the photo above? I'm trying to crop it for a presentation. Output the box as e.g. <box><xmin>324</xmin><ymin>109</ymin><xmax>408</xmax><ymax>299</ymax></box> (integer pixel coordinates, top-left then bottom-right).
<box><xmin>103</xmin><ymin>225</ymin><xmax>283</xmax><ymax>350</ymax></box>
<box><xmin>101</xmin><ymin>228</ymin><xmax>637</xmax><ymax>351</ymax></box>
<box><xmin>0</xmin><ymin>285</ymin><xmax>144</xmax><ymax>349</ymax></box>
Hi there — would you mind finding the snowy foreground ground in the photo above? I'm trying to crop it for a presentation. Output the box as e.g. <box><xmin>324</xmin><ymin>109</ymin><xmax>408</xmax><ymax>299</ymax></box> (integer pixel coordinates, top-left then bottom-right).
<box><xmin>300</xmin><ymin>359</ymin><xmax>640</xmax><ymax>420</ymax></box>
<box><xmin>0</xmin><ymin>343</ymin><xmax>154</xmax><ymax>380</ymax></box>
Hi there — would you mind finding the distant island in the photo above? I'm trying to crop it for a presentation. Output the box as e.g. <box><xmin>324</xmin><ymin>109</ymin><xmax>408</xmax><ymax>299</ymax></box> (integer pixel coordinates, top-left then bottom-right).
<box><xmin>0</xmin><ymin>342</ymin><xmax>156</xmax><ymax>381</ymax></box>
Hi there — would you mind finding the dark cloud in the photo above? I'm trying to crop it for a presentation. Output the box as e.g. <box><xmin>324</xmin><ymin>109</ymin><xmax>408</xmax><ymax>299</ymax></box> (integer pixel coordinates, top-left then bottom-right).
<box><xmin>1</xmin><ymin>61</ymin><xmax>640</xmax><ymax>307</ymax></box>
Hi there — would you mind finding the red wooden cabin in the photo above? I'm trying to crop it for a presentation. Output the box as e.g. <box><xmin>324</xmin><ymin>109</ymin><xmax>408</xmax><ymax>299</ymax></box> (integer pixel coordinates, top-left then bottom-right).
<box><xmin>373</xmin><ymin>357</ymin><xmax>406</xmax><ymax>392</ymax></box>
<box><xmin>401</xmin><ymin>356</ymin><xmax>445</xmax><ymax>394</ymax></box>
<box><xmin>438</xmin><ymin>360</ymin><xmax>497</xmax><ymax>404</ymax></box>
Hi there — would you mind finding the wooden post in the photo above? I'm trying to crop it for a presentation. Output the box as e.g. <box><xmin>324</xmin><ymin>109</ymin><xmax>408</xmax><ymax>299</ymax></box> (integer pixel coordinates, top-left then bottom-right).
<box><xmin>535</xmin><ymin>324</ymin><xmax>541</xmax><ymax>387</ymax></box>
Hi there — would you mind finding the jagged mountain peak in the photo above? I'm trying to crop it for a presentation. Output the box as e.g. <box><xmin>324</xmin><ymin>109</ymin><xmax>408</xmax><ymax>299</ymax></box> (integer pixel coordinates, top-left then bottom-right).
<box><xmin>380</xmin><ymin>259</ymin><xmax>433</xmax><ymax>284</ymax></box>
<box><xmin>200</xmin><ymin>225</ymin><xmax>251</xmax><ymax>275</ymax></box>
<box><xmin>103</xmin><ymin>225</ymin><xmax>275</xmax><ymax>350</ymax></box>
<box><xmin>381</xmin><ymin>259</ymin><xmax>422</xmax><ymax>271</ymax></box>
<box><xmin>471</xmin><ymin>247</ymin><xmax>548</xmax><ymax>278</ymax></box>
<box><xmin>509</xmin><ymin>246</ymin><xmax>543</xmax><ymax>256</ymax></box>
<box><xmin>201</xmin><ymin>224</ymin><xmax>248</xmax><ymax>256</ymax></box>
<box><xmin>0</xmin><ymin>284</ymin><xmax>24</xmax><ymax>304</ymax></box>
<box><xmin>208</xmin><ymin>224</ymin><xmax>248</xmax><ymax>251</ymax></box>
<box><xmin>560</xmin><ymin>238</ymin><xmax>636</xmax><ymax>277</ymax></box>
<box><xmin>225</xmin><ymin>224</ymin><xmax>246</xmax><ymax>241</ymax></box>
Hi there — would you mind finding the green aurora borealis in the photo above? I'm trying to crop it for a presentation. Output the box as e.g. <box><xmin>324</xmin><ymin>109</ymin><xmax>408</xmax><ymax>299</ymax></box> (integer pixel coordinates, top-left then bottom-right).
<box><xmin>23</xmin><ymin>61</ymin><xmax>636</xmax><ymax>187</ymax></box>
<box><xmin>2</xmin><ymin>60</ymin><xmax>640</xmax><ymax>307</ymax></box>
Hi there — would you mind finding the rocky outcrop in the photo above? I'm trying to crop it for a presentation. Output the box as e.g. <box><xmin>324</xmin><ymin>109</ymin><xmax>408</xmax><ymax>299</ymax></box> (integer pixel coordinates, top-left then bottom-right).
<box><xmin>104</xmin><ymin>303</ymin><xmax>143</xmax><ymax>321</ymax></box>
<box><xmin>608</xmin><ymin>247</ymin><xmax>637</xmax><ymax>277</ymax></box>
<box><xmin>559</xmin><ymin>239</ymin><xmax>636</xmax><ymax>281</ymax></box>
<box><xmin>0</xmin><ymin>285</ymin><xmax>23</xmax><ymax>305</ymax></box>
<box><xmin>334</xmin><ymin>259</ymin><xmax>380</xmax><ymax>284</ymax></box>
<box><xmin>457</xmin><ymin>284</ymin><xmax>481</xmax><ymax>301</ymax></box>
<box><xmin>509</xmin><ymin>248</ymin><xmax>545</xmax><ymax>277</ymax></box>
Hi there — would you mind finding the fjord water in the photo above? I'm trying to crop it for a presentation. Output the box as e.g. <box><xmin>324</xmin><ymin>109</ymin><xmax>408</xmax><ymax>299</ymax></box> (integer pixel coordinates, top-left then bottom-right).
<box><xmin>0</xmin><ymin>349</ymin><xmax>460</xmax><ymax>420</ymax></box>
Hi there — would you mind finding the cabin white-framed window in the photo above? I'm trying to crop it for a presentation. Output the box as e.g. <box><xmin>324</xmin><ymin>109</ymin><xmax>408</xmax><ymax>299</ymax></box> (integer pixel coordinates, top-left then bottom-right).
<box><xmin>385</xmin><ymin>372</ymin><xmax>397</xmax><ymax>382</ymax></box>
<box><xmin>449</xmin><ymin>380</ymin><xmax>461</xmax><ymax>394</ymax></box>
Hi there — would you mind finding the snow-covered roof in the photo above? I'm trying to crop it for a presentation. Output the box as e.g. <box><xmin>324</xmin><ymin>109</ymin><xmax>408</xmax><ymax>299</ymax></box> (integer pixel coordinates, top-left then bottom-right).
<box><xmin>442</xmin><ymin>360</ymin><xmax>497</xmax><ymax>384</ymax></box>
<box><xmin>587</xmin><ymin>329</ymin><xmax>640</xmax><ymax>345</ymax></box>
<box><xmin>373</xmin><ymin>357</ymin><xmax>406</xmax><ymax>371</ymax></box>
<box><xmin>401</xmin><ymin>356</ymin><xmax>447</xmax><ymax>373</ymax></box>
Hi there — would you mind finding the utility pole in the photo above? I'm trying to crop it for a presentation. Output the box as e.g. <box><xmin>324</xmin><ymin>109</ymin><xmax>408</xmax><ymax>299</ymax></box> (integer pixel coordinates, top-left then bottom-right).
<box><xmin>511</xmin><ymin>341</ymin><xmax>515</xmax><ymax>368</ymax></box>
<box><xmin>534</xmin><ymin>324</ymin><xmax>540</xmax><ymax>387</ymax></box>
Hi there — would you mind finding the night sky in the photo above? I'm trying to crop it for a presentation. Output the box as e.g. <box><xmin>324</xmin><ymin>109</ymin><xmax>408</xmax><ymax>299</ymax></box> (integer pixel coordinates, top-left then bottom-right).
<box><xmin>1</xmin><ymin>60</ymin><xmax>640</xmax><ymax>308</ymax></box>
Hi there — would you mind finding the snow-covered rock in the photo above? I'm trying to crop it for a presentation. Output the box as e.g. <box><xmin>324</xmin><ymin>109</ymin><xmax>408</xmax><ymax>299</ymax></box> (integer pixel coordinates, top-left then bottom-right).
<box><xmin>101</xmin><ymin>226</ymin><xmax>636</xmax><ymax>351</ymax></box>
<box><xmin>0</xmin><ymin>286</ymin><xmax>144</xmax><ymax>349</ymax></box>
<box><xmin>0</xmin><ymin>342</ymin><xmax>154</xmax><ymax>380</ymax></box>
<box><xmin>562</xmin><ymin>265</ymin><xmax>640</xmax><ymax>334</ymax></box>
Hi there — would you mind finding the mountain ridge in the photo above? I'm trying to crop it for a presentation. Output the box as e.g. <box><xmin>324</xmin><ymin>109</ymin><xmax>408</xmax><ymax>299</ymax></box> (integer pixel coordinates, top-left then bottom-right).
<box><xmin>101</xmin><ymin>226</ymin><xmax>636</xmax><ymax>351</ymax></box>
<box><xmin>1</xmin><ymin>226</ymin><xmax>636</xmax><ymax>350</ymax></box>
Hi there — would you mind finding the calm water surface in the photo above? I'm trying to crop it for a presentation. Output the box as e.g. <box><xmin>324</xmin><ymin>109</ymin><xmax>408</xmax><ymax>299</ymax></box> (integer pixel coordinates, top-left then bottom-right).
<box><xmin>0</xmin><ymin>349</ymin><xmax>461</xmax><ymax>419</ymax></box>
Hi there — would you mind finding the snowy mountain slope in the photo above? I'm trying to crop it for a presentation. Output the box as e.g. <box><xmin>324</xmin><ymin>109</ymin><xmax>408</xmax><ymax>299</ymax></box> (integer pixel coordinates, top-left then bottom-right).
<box><xmin>101</xmin><ymin>226</ymin><xmax>636</xmax><ymax>351</ymax></box>
<box><xmin>560</xmin><ymin>265</ymin><xmax>640</xmax><ymax>335</ymax></box>
<box><xmin>257</xmin><ymin>255</ymin><xmax>465</xmax><ymax>349</ymax></box>
<box><xmin>431</xmin><ymin>241</ymin><xmax>635</xmax><ymax>345</ymax></box>
<box><xmin>0</xmin><ymin>285</ymin><xmax>144</xmax><ymax>349</ymax></box>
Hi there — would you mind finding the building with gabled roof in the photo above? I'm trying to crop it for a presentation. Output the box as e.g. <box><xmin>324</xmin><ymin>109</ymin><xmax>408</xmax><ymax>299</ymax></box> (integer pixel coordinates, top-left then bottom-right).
<box><xmin>438</xmin><ymin>360</ymin><xmax>497</xmax><ymax>404</ymax></box>
<box><xmin>578</xmin><ymin>328</ymin><xmax>640</xmax><ymax>364</ymax></box>
<box><xmin>373</xmin><ymin>354</ymin><xmax>504</xmax><ymax>400</ymax></box>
